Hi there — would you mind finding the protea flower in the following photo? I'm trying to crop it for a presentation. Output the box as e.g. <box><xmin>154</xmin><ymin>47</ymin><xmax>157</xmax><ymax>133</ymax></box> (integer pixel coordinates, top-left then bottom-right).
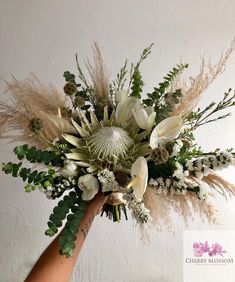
<box><xmin>63</xmin><ymin>106</ymin><xmax>151</xmax><ymax>173</ymax></box>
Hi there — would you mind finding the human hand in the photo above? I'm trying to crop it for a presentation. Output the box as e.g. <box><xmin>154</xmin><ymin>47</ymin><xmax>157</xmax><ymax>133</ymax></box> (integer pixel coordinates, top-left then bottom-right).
<box><xmin>85</xmin><ymin>191</ymin><xmax>108</xmax><ymax>216</ymax></box>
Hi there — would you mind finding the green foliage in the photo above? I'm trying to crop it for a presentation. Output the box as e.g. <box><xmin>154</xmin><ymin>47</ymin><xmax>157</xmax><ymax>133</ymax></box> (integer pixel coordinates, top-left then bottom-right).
<box><xmin>154</xmin><ymin>89</ymin><xmax>183</xmax><ymax>123</ymax></box>
<box><xmin>45</xmin><ymin>190</ymin><xmax>87</xmax><ymax>258</ymax></box>
<box><xmin>143</xmin><ymin>64</ymin><xmax>188</xmax><ymax>107</ymax></box>
<box><xmin>14</xmin><ymin>145</ymin><xmax>63</xmax><ymax>167</ymax></box>
<box><xmin>63</xmin><ymin>71</ymin><xmax>76</xmax><ymax>83</ymax></box>
<box><xmin>113</xmin><ymin>59</ymin><xmax>128</xmax><ymax>92</ymax></box>
<box><xmin>148</xmin><ymin>159</ymin><xmax>176</xmax><ymax>179</ymax></box>
<box><xmin>181</xmin><ymin>88</ymin><xmax>235</xmax><ymax>143</ymax></box>
<box><xmin>128</xmin><ymin>43</ymin><xmax>154</xmax><ymax>97</ymax></box>
<box><xmin>130</xmin><ymin>68</ymin><xmax>144</xmax><ymax>98</ymax></box>
<box><xmin>75</xmin><ymin>54</ymin><xmax>90</xmax><ymax>89</ymax></box>
<box><xmin>176</xmin><ymin>146</ymin><xmax>203</xmax><ymax>165</ymax></box>
<box><xmin>2</xmin><ymin>161</ymin><xmax>57</xmax><ymax>192</ymax></box>
<box><xmin>184</xmin><ymin>89</ymin><xmax>235</xmax><ymax>131</ymax></box>
<box><xmin>63</xmin><ymin>64</ymin><xmax>92</xmax><ymax>110</ymax></box>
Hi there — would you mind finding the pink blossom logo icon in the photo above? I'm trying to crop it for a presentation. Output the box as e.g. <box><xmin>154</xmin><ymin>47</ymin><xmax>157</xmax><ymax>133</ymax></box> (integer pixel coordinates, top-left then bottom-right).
<box><xmin>193</xmin><ymin>241</ymin><xmax>226</xmax><ymax>257</ymax></box>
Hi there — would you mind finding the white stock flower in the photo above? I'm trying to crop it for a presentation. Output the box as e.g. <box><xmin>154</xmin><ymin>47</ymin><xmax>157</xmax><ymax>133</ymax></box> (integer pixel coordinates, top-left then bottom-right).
<box><xmin>198</xmin><ymin>184</ymin><xmax>208</xmax><ymax>201</ymax></box>
<box><xmin>150</xmin><ymin>115</ymin><xmax>183</xmax><ymax>149</ymax></box>
<box><xmin>115</xmin><ymin>89</ymin><xmax>128</xmax><ymax>103</ymax></box>
<box><xmin>127</xmin><ymin>156</ymin><xmax>148</xmax><ymax>201</ymax></box>
<box><xmin>173</xmin><ymin>162</ymin><xmax>185</xmax><ymax>181</ymax></box>
<box><xmin>60</xmin><ymin>160</ymin><xmax>79</xmax><ymax>178</ymax></box>
<box><xmin>78</xmin><ymin>174</ymin><xmax>99</xmax><ymax>201</ymax></box>
<box><xmin>132</xmin><ymin>106</ymin><xmax>156</xmax><ymax>130</ymax></box>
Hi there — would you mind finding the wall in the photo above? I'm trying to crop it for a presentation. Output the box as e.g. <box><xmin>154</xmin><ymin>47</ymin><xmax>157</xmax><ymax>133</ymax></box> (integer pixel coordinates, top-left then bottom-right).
<box><xmin>1</xmin><ymin>1</ymin><xmax>235</xmax><ymax>281</ymax></box>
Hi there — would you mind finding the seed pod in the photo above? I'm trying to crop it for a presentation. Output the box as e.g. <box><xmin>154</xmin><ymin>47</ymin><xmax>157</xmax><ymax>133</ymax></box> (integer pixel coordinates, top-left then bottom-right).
<box><xmin>151</xmin><ymin>146</ymin><xmax>169</xmax><ymax>164</ymax></box>
<box><xmin>74</xmin><ymin>96</ymin><xmax>85</xmax><ymax>108</ymax></box>
<box><xmin>63</xmin><ymin>82</ymin><xmax>77</xmax><ymax>96</ymax></box>
<box><xmin>28</xmin><ymin>118</ymin><xmax>43</xmax><ymax>133</ymax></box>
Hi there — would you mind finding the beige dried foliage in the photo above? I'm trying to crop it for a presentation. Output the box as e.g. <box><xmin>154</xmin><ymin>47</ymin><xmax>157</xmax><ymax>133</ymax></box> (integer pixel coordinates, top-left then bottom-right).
<box><xmin>86</xmin><ymin>42</ymin><xmax>110</xmax><ymax>105</ymax></box>
<box><xmin>144</xmin><ymin>185</ymin><xmax>217</xmax><ymax>227</ymax></box>
<box><xmin>202</xmin><ymin>173</ymin><xmax>235</xmax><ymax>198</ymax></box>
<box><xmin>0</xmin><ymin>75</ymin><xmax>69</xmax><ymax>148</ymax></box>
<box><xmin>170</xmin><ymin>38</ymin><xmax>235</xmax><ymax>117</ymax></box>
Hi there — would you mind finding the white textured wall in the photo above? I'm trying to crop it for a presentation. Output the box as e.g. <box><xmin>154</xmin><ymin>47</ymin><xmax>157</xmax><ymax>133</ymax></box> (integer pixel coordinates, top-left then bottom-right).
<box><xmin>1</xmin><ymin>1</ymin><xmax>235</xmax><ymax>281</ymax></box>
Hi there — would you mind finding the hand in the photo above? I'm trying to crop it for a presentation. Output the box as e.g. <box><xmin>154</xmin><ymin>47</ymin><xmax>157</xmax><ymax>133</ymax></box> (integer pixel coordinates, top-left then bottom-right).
<box><xmin>85</xmin><ymin>191</ymin><xmax>108</xmax><ymax>216</ymax></box>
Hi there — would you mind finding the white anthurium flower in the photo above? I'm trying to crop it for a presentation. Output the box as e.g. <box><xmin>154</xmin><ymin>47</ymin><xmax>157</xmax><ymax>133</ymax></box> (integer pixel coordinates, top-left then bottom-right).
<box><xmin>150</xmin><ymin>115</ymin><xmax>183</xmax><ymax>149</ymax></box>
<box><xmin>132</xmin><ymin>106</ymin><xmax>156</xmax><ymax>130</ymax></box>
<box><xmin>60</xmin><ymin>160</ymin><xmax>79</xmax><ymax>178</ymax></box>
<box><xmin>78</xmin><ymin>174</ymin><xmax>99</xmax><ymax>201</ymax></box>
<box><xmin>127</xmin><ymin>156</ymin><xmax>148</xmax><ymax>201</ymax></box>
<box><xmin>115</xmin><ymin>97</ymin><xmax>142</xmax><ymax>126</ymax></box>
<box><xmin>115</xmin><ymin>89</ymin><xmax>128</xmax><ymax>104</ymax></box>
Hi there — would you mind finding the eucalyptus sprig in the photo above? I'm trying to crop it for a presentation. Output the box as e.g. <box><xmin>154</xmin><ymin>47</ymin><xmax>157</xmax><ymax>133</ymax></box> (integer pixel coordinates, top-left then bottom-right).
<box><xmin>14</xmin><ymin>144</ymin><xmax>63</xmax><ymax>166</ymax></box>
<box><xmin>1</xmin><ymin>161</ymin><xmax>57</xmax><ymax>192</ymax></box>
<box><xmin>45</xmin><ymin>190</ymin><xmax>87</xmax><ymax>258</ymax></box>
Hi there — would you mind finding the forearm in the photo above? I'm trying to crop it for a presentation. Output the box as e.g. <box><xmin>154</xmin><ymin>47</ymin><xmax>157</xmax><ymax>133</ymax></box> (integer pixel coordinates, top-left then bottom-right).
<box><xmin>25</xmin><ymin>209</ymin><xmax>95</xmax><ymax>282</ymax></box>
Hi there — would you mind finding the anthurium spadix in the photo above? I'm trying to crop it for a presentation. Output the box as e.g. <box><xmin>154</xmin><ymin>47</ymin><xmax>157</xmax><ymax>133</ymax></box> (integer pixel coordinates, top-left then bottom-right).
<box><xmin>127</xmin><ymin>157</ymin><xmax>148</xmax><ymax>201</ymax></box>
<box><xmin>132</xmin><ymin>106</ymin><xmax>156</xmax><ymax>130</ymax></box>
<box><xmin>150</xmin><ymin>115</ymin><xmax>183</xmax><ymax>149</ymax></box>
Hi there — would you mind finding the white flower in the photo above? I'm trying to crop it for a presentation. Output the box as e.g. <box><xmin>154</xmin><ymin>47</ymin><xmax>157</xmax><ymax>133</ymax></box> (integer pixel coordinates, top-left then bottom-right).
<box><xmin>115</xmin><ymin>89</ymin><xmax>128</xmax><ymax>103</ymax></box>
<box><xmin>78</xmin><ymin>174</ymin><xmax>99</xmax><ymax>201</ymax></box>
<box><xmin>186</xmin><ymin>160</ymin><xmax>193</xmax><ymax>171</ymax></box>
<box><xmin>60</xmin><ymin>160</ymin><xmax>79</xmax><ymax>178</ymax></box>
<box><xmin>132</xmin><ymin>106</ymin><xmax>156</xmax><ymax>130</ymax></box>
<box><xmin>150</xmin><ymin>115</ymin><xmax>183</xmax><ymax>149</ymax></box>
<box><xmin>173</xmin><ymin>162</ymin><xmax>185</xmax><ymax>180</ymax></box>
<box><xmin>127</xmin><ymin>157</ymin><xmax>148</xmax><ymax>201</ymax></box>
<box><xmin>115</xmin><ymin>97</ymin><xmax>142</xmax><ymax>126</ymax></box>
<box><xmin>198</xmin><ymin>184</ymin><xmax>208</xmax><ymax>201</ymax></box>
<box><xmin>171</xmin><ymin>139</ymin><xmax>183</xmax><ymax>157</ymax></box>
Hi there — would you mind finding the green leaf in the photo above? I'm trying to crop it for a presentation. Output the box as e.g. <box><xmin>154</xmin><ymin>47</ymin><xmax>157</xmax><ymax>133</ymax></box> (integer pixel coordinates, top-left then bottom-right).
<box><xmin>28</xmin><ymin>170</ymin><xmax>38</xmax><ymax>183</ymax></box>
<box><xmin>63</xmin><ymin>71</ymin><xmax>76</xmax><ymax>82</ymax></box>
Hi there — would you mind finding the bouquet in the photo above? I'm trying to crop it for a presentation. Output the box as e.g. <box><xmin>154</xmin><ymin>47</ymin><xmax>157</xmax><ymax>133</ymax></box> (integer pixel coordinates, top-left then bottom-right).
<box><xmin>1</xmin><ymin>42</ymin><xmax>235</xmax><ymax>258</ymax></box>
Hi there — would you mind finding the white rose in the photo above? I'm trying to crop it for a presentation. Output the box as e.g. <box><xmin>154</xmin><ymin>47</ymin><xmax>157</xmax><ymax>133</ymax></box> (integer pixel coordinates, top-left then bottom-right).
<box><xmin>60</xmin><ymin>160</ymin><xmax>79</xmax><ymax>178</ymax></box>
<box><xmin>78</xmin><ymin>174</ymin><xmax>99</xmax><ymax>201</ymax></box>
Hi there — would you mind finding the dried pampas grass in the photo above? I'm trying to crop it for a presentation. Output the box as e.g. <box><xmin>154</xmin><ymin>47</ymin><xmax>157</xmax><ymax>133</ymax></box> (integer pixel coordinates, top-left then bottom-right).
<box><xmin>86</xmin><ymin>42</ymin><xmax>110</xmax><ymax>106</ymax></box>
<box><xmin>144</xmin><ymin>185</ymin><xmax>217</xmax><ymax>228</ymax></box>
<box><xmin>170</xmin><ymin>38</ymin><xmax>235</xmax><ymax>117</ymax></box>
<box><xmin>0</xmin><ymin>75</ymin><xmax>69</xmax><ymax>148</ymax></box>
<box><xmin>202</xmin><ymin>173</ymin><xmax>235</xmax><ymax>199</ymax></box>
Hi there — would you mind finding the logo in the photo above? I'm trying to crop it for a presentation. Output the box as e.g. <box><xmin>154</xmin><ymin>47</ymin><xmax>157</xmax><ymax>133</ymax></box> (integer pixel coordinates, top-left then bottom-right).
<box><xmin>192</xmin><ymin>241</ymin><xmax>226</xmax><ymax>257</ymax></box>
<box><xmin>184</xmin><ymin>231</ymin><xmax>235</xmax><ymax>282</ymax></box>
<box><xmin>184</xmin><ymin>241</ymin><xmax>233</xmax><ymax>265</ymax></box>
